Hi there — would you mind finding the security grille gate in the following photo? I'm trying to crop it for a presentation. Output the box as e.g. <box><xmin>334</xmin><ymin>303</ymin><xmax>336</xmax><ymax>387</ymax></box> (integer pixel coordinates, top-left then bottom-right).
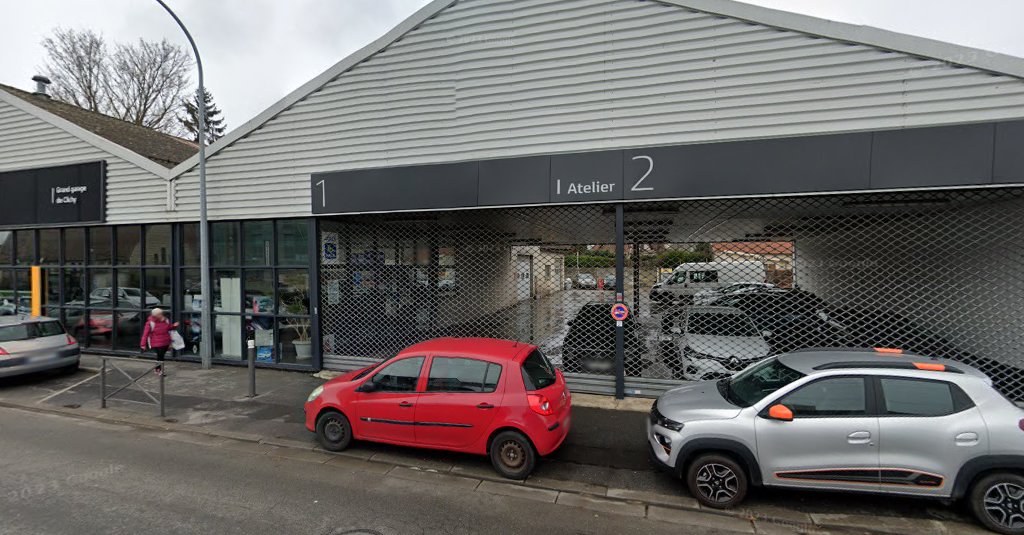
<box><xmin>319</xmin><ymin>188</ymin><xmax>1024</xmax><ymax>400</ymax></box>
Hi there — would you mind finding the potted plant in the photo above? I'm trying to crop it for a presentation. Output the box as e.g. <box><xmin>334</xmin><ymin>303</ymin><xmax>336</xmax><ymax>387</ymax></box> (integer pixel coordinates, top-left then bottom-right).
<box><xmin>281</xmin><ymin>287</ymin><xmax>312</xmax><ymax>361</ymax></box>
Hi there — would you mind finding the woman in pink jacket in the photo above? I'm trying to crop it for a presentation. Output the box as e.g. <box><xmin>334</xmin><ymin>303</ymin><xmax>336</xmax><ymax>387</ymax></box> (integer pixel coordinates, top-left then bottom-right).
<box><xmin>140</xmin><ymin>308</ymin><xmax>178</xmax><ymax>375</ymax></box>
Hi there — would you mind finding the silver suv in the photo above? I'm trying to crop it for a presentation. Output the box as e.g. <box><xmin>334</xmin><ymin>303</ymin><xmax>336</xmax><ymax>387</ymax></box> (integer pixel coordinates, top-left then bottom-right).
<box><xmin>648</xmin><ymin>348</ymin><xmax>1024</xmax><ymax>534</ymax></box>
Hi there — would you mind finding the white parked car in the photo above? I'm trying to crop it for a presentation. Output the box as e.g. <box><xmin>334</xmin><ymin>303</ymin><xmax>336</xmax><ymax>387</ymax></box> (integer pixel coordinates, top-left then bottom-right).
<box><xmin>693</xmin><ymin>282</ymin><xmax>777</xmax><ymax>305</ymax></box>
<box><xmin>90</xmin><ymin>287</ymin><xmax>160</xmax><ymax>308</ymax></box>
<box><xmin>665</xmin><ymin>306</ymin><xmax>771</xmax><ymax>381</ymax></box>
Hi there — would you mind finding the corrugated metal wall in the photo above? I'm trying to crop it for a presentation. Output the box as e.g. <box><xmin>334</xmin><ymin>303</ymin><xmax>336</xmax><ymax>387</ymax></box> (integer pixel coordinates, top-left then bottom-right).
<box><xmin>0</xmin><ymin>99</ymin><xmax>172</xmax><ymax>225</ymax></box>
<box><xmin>169</xmin><ymin>0</ymin><xmax>1024</xmax><ymax>221</ymax></box>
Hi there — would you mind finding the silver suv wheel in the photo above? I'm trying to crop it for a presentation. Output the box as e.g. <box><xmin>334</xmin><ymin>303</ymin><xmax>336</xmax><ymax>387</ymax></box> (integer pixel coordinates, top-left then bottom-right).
<box><xmin>686</xmin><ymin>453</ymin><xmax>748</xmax><ymax>509</ymax></box>
<box><xmin>984</xmin><ymin>482</ymin><xmax>1024</xmax><ymax>530</ymax></box>
<box><xmin>696</xmin><ymin>463</ymin><xmax>740</xmax><ymax>503</ymax></box>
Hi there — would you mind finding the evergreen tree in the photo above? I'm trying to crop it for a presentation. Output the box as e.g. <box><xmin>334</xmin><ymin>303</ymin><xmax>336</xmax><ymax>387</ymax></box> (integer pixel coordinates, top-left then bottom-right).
<box><xmin>179</xmin><ymin>88</ymin><xmax>226</xmax><ymax>145</ymax></box>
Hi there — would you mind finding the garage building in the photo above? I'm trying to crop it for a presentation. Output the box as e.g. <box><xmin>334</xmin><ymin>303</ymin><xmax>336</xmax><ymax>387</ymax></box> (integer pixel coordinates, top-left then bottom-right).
<box><xmin>2</xmin><ymin>0</ymin><xmax>1023</xmax><ymax>399</ymax></box>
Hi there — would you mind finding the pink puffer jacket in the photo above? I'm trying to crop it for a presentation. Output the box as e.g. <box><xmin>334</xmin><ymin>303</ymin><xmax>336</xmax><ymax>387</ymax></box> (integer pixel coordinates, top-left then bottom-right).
<box><xmin>141</xmin><ymin>317</ymin><xmax>174</xmax><ymax>349</ymax></box>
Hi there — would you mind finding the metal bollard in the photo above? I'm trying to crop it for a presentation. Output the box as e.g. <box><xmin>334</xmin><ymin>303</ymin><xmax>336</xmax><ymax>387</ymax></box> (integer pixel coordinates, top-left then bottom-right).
<box><xmin>247</xmin><ymin>339</ymin><xmax>256</xmax><ymax>398</ymax></box>
<box><xmin>159</xmin><ymin>367</ymin><xmax>165</xmax><ymax>417</ymax></box>
<box><xmin>100</xmin><ymin>357</ymin><xmax>107</xmax><ymax>408</ymax></box>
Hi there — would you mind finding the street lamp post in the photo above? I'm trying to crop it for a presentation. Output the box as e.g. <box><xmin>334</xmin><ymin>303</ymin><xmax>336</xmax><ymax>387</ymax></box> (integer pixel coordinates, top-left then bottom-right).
<box><xmin>155</xmin><ymin>0</ymin><xmax>212</xmax><ymax>369</ymax></box>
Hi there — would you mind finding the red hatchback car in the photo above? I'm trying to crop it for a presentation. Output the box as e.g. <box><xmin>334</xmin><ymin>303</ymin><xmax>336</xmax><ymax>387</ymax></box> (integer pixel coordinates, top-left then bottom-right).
<box><xmin>304</xmin><ymin>338</ymin><xmax>572</xmax><ymax>479</ymax></box>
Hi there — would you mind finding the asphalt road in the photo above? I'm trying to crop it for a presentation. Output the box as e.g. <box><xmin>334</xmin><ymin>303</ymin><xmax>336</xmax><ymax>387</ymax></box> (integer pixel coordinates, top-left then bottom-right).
<box><xmin>0</xmin><ymin>407</ymin><xmax>727</xmax><ymax>535</ymax></box>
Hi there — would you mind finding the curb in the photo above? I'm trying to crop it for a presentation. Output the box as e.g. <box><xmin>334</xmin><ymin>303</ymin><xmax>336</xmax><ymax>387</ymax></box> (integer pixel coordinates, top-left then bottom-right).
<box><xmin>0</xmin><ymin>399</ymin><xmax>971</xmax><ymax>535</ymax></box>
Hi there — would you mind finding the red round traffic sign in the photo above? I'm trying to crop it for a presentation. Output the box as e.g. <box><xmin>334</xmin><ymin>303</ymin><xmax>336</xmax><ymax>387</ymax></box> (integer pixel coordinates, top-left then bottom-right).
<box><xmin>611</xmin><ymin>303</ymin><xmax>629</xmax><ymax>321</ymax></box>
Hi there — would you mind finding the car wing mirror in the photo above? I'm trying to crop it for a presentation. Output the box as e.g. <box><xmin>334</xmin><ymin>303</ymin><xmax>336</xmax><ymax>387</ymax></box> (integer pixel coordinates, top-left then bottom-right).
<box><xmin>357</xmin><ymin>381</ymin><xmax>377</xmax><ymax>393</ymax></box>
<box><xmin>766</xmin><ymin>404</ymin><xmax>793</xmax><ymax>422</ymax></box>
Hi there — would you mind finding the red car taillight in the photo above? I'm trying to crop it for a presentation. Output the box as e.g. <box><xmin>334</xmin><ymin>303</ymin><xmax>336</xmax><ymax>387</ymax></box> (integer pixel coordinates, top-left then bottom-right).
<box><xmin>66</xmin><ymin>334</ymin><xmax>77</xmax><ymax>345</ymax></box>
<box><xmin>527</xmin><ymin>394</ymin><xmax>554</xmax><ymax>416</ymax></box>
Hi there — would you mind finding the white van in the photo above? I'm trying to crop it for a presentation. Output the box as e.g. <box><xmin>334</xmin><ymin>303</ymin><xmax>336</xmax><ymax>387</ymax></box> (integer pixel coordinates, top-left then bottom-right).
<box><xmin>649</xmin><ymin>261</ymin><xmax>766</xmax><ymax>302</ymax></box>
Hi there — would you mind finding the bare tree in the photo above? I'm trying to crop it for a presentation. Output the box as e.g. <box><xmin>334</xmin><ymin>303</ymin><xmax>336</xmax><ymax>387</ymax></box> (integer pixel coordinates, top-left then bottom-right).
<box><xmin>40</xmin><ymin>28</ymin><xmax>194</xmax><ymax>135</ymax></box>
<box><xmin>106</xmin><ymin>38</ymin><xmax>193</xmax><ymax>133</ymax></box>
<box><xmin>40</xmin><ymin>28</ymin><xmax>109</xmax><ymax>112</ymax></box>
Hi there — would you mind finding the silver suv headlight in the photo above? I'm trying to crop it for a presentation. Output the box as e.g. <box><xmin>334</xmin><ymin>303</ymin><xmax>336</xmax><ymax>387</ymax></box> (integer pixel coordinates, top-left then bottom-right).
<box><xmin>656</xmin><ymin>415</ymin><xmax>684</xmax><ymax>432</ymax></box>
<box><xmin>306</xmin><ymin>385</ymin><xmax>324</xmax><ymax>403</ymax></box>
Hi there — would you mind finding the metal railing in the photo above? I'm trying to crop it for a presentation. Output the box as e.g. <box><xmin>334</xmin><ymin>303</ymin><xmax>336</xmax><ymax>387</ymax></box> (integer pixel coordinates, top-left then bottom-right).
<box><xmin>98</xmin><ymin>355</ymin><xmax>165</xmax><ymax>417</ymax></box>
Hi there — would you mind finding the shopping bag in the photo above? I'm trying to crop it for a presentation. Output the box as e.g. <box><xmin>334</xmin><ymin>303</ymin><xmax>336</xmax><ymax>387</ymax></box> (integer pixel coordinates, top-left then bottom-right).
<box><xmin>169</xmin><ymin>330</ymin><xmax>186</xmax><ymax>350</ymax></box>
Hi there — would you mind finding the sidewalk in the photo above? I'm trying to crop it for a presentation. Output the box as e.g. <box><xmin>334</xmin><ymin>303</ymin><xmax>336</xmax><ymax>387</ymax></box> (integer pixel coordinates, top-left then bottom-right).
<box><xmin>0</xmin><ymin>355</ymin><xmax>991</xmax><ymax>535</ymax></box>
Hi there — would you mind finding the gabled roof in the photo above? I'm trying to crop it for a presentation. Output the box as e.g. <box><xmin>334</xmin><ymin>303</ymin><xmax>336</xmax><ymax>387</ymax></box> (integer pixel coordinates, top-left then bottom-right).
<box><xmin>167</xmin><ymin>0</ymin><xmax>1024</xmax><ymax>178</ymax></box>
<box><xmin>0</xmin><ymin>82</ymin><xmax>197</xmax><ymax>171</ymax></box>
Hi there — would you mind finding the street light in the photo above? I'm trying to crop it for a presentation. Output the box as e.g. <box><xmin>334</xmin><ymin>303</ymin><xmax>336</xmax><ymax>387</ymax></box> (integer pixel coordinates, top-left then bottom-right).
<box><xmin>155</xmin><ymin>0</ymin><xmax>212</xmax><ymax>369</ymax></box>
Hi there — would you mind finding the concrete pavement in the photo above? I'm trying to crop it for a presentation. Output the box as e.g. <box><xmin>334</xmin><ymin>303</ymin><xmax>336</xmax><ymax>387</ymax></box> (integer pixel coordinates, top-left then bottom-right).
<box><xmin>0</xmin><ymin>356</ymin><xmax>995</xmax><ymax>534</ymax></box>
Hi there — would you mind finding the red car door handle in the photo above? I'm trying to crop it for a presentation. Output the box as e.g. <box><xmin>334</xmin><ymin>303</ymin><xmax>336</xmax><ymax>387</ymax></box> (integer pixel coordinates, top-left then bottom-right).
<box><xmin>477</xmin><ymin>403</ymin><xmax>494</xmax><ymax>409</ymax></box>
<box><xmin>398</xmin><ymin>401</ymin><xmax>413</xmax><ymax>408</ymax></box>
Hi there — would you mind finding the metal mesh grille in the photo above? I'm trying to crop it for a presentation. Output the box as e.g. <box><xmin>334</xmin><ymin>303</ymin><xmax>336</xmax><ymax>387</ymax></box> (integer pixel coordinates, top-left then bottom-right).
<box><xmin>320</xmin><ymin>188</ymin><xmax>1024</xmax><ymax>400</ymax></box>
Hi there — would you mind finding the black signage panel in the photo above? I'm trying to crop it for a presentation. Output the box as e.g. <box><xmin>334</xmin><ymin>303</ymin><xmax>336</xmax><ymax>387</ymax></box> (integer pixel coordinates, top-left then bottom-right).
<box><xmin>478</xmin><ymin>156</ymin><xmax>549</xmax><ymax>206</ymax></box>
<box><xmin>311</xmin><ymin>120</ymin><xmax>1024</xmax><ymax>215</ymax></box>
<box><xmin>550</xmin><ymin>151</ymin><xmax>623</xmax><ymax>203</ymax></box>
<box><xmin>0</xmin><ymin>161</ymin><xmax>105</xmax><ymax>227</ymax></box>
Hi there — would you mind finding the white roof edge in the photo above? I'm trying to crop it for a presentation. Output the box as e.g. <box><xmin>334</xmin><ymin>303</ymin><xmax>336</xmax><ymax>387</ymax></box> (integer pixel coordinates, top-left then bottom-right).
<box><xmin>663</xmin><ymin>0</ymin><xmax>1024</xmax><ymax>79</ymax></box>
<box><xmin>167</xmin><ymin>0</ymin><xmax>457</xmax><ymax>178</ymax></box>
<box><xmin>168</xmin><ymin>0</ymin><xmax>1024</xmax><ymax>179</ymax></box>
<box><xmin>0</xmin><ymin>89</ymin><xmax>172</xmax><ymax>179</ymax></box>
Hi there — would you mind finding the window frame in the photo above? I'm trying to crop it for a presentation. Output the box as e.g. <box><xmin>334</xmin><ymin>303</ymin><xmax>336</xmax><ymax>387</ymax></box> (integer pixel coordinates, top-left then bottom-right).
<box><xmin>766</xmin><ymin>375</ymin><xmax>876</xmax><ymax>419</ymax></box>
<box><xmin>873</xmin><ymin>376</ymin><xmax>975</xmax><ymax>417</ymax></box>
<box><xmin>368</xmin><ymin>356</ymin><xmax>425</xmax><ymax>393</ymax></box>
<box><xmin>424</xmin><ymin>356</ymin><xmax>502</xmax><ymax>394</ymax></box>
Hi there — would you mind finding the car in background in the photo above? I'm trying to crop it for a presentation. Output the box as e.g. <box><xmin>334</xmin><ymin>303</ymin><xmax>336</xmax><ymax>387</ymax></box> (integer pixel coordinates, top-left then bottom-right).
<box><xmin>90</xmin><ymin>287</ymin><xmax>160</xmax><ymax>308</ymax></box>
<box><xmin>602</xmin><ymin>274</ymin><xmax>616</xmax><ymax>290</ymax></box>
<box><xmin>0</xmin><ymin>316</ymin><xmax>80</xmax><ymax>378</ymax></box>
<box><xmin>662</xmin><ymin>306</ymin><xmax>771</xmax><ymax>381</ymax></box>
<box><xmin>648</xmin><ymin>348</ymin><xmax>1024</xmax><ymax>535</ymax></box>
<box><xmin>575</xmin><ymin>273</ymin><xmax>598</xmax><ymax>289</ymax></box>
<box><xmin>650</xmin><ymin>261</ymin><xmax>768</xmax><ymax>303</ymax></box>
<box><xmin>561</xmin><ymin>302</ymin><xmax>646</xmax><ymax>375</ymax></box>
<box><xmin>305</xmin><ymin>338</ymin><xmax>571</xmax><ymax>479</ymax></box>
<box><xmin>693</xmin><ymin>282</ymin><xmax>777</xmax><ymax>305</ymax></box>
<box><xmin>713</xmin><ymin>290</ymin><xmax>847</xmax><ymax>353</ymax></box>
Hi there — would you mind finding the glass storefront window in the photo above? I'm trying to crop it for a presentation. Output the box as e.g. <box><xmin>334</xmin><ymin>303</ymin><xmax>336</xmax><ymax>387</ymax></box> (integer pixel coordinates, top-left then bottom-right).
<box><xmin>15</xmin><ymin>230</ymin><xmax>34</xmax><ymax>265</ymax></box>
<box><xmin>89</xmin><ymin>227</ymin><xmax>112</xmax><ymax>265</ymax></box>
<box><xmin>66</xmin><ymin>307</ymin><xmax>86</xmax><ymax>342</ymax></box>
<box><xmin>14</xmin><ymin>269</ymin><xmax>29</xmax><ymax>305</ymax></box>
<box><xmin>0</xmin><ymin>231</ymin><xmax>11</xmax><ymax>264</ymax></box>
<box><xmin>88</xmin><ymin>269</ymin><xmax>113</xmax><ymax>307</ymax></box>
<box><xmin>145</xmin><ymin>225</ymin><xmax>172</xmax><ymax>265</ymax></box>
<box><xmin>278</xmin><ymin>269</ymin><xmax>309</xmax><ymax>315</ymax></box>
<box><xmin>247</xmin><ymin>314</ymin><xmax>276</xmax><ymax>362</ymax></box>
<box><xmin>244</xmin><ymin>269</ymin><xmax>274</xmax><ymax>314</ymax></box>
<box><xmin>115</xmin><ymin>269</ymin><xmax>142</xmax><ymax>308</ymax></box>
<box><xmin>214</xmin><ymin>269</ymin><xmax>241</xmax><ymax>312</ymax></box>
<box><xmin>64</xmin><ymin>228</ymin><xmax>85</xmax><ymax>265</ymax></box>
<box><xmin>116</xmin><ymin>226</ymin><xmax>141</xmax><ymax>265</ymax></box>
<box><xmin>85</xmin><ymin>310</ymin><xmax>114</xmax><ymax>350</ymax></box>
<box><xmin>63</xmin><ymin>268</ymin><xmax>86</xmax><ymax>305</ymax></box>
<box><xmin>145</xmin><ymin>269</ymin><xmax>172</xmax><ymax>307</ymax></box>
<box><xmin>243</xmin><ymin>221</ymin><xmax>273</xmax><ymax>266</ymax></box>
<box><xmin>213</xmin><ymin>223</ymin><xmax>239</xmax><ymax>266</ymax></box>
<box><xmin>181</xmin><ymin>268</ymin><xmax>201</xmax><ymax>313</ymax></box>
<box><xmin>0</xmin><ymin>269</ymin><xmax>12</xmax><ymax>308</ymax></box>
<box><xmin>39</xmin><ymin>229</ymin><xmax>60</xmax><ymax>264</ymax></box>
<box><xmin>116</xmin><ymin>311</ymin><xmax>144</xmax><ymax>351</ymax></box>
<box><xmin>277</xmin><ymin>220</ymin><xmax>308</xmax><ymax>265</ymax></box>
<box><xmin>46</xmin><ymin>269</ymin><xmax>60</xmax><ymax>307</ymax></box>
<box><xmin>214</xmin><ymin>314</ymin><xmax>243</xmax><ymax>360</ymax></box>
<box><xmin>279</xmin><ymin>315</ymin><xmax>312</xmax><ymax>364</ymax></box>
<box><xmin>183</xmin><ymin>223</ymin><xmax>200</xmax><ymax>265</ymax></box>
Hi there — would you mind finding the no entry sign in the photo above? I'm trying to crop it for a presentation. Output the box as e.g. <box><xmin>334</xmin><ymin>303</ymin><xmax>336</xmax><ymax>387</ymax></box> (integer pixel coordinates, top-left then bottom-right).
<box><xmin>611</xmin><ymin>303</ymin><xmax>629</xmax><ymax>321</ymax></box>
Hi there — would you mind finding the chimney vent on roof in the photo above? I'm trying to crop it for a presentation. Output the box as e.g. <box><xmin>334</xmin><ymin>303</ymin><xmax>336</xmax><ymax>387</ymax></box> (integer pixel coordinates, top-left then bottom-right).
<box><xmin>31</xmin><ymin>75</ymin><xmax>51</xmax><ymax>98</ymax></box>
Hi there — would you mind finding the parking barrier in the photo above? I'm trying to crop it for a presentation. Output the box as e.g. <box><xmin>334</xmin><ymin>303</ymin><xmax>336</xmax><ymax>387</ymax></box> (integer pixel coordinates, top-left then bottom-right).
<box><xmin>98</xmin><ymin>355</ymin><xmax>165</xmax><ymax>417</ymax></box>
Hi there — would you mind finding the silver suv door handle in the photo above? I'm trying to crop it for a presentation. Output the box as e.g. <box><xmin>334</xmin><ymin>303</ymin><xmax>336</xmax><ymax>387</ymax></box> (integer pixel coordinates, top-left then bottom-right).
<box><xmin>847</xmin><ymin>431</ymin><xmax>872</xmax><ymax>444</ymax></box>
<box><xmin>955</xmin><ymin>432</ymin><xmax>980</xmax><ymax>446</ymax></box>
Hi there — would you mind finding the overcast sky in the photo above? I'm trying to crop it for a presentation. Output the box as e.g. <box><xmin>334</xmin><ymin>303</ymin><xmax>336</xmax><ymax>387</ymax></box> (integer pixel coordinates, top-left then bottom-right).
<box><xmin>2</xmin><ymin>0</ymin><xmax>1022</xmax><ymax>131</ymax></box>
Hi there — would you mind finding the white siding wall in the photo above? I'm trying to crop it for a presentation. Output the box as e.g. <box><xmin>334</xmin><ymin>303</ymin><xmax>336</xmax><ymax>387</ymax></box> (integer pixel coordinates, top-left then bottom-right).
<box><xmin>172</xmin><ymin>0</ymin><xmax>1024</xmax><ymax>220</ymax></box>
<box><xmin>0</xmin><ymin>100</ymin><xmax>172</xmax><ymax>224</ymax></box>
